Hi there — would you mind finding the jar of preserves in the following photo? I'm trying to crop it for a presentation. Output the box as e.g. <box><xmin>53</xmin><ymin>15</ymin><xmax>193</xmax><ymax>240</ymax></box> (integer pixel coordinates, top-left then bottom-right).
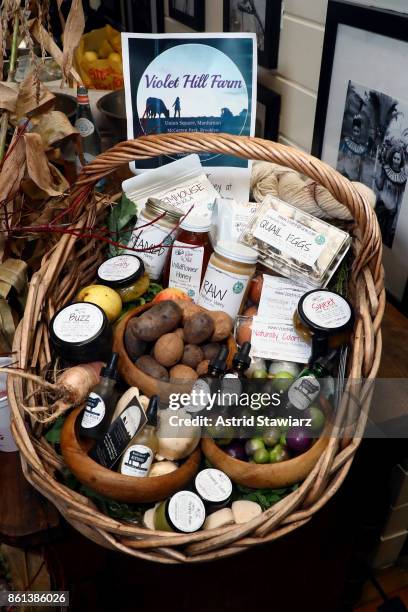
<box><xmin>96</xmin><ymin>254</ymin><xmax>149</xmax><ymax>303</ymax></box>
<box><xmin>294</xmin><ymin>289</ymin><xmax>354</xmax><ymax>361</ymax></box>
<box><xmin>125</xmin><ymin>198</ymin><xmax>183</xmax><ymax>281</ymax></box>
<box><xmin>154</xmin><ymin>490</ymin><xmax>206</xmax><ymax>533</ymax></box>
<box><xmin>197</xmin><ymin>241</ymin><xmax>257</xmax><ymax>319</ymax></box>
<box><xmin>162</xmin><ymin>215</ymin><xmax>213</xmax><ymax>302</ymax></box>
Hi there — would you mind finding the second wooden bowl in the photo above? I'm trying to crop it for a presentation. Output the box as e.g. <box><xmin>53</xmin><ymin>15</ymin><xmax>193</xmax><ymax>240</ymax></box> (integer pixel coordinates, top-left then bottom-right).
<box><xmin>61</xmin><ymin>407</ymin><xmax>201</xmax><ymax>503</ymax></box>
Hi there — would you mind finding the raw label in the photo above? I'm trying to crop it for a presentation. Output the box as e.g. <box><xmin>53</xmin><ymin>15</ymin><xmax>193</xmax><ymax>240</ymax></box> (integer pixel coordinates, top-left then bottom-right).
<box><xmin>250</xmin><ymin>317</ymin><xmax>311</xmax><ymax>363</ymax></box>
<box><xmin>198</xmin><ymin>262</ymin><xmax>249</xmax><ymax>319</ymax></box>
<box><xmin>168</xmin><ymin>241</ymin><xmax>204</xmax><ymax>301</ymax></box>
<box><xmin>81</xmin><ymin>392</ymin><xmax>105</xmax><ymax>429</ymax></box>
<box><xmin>253</xmin><ymin>207</ymin><xmax>327</xmax><ymax>266</ymax></box>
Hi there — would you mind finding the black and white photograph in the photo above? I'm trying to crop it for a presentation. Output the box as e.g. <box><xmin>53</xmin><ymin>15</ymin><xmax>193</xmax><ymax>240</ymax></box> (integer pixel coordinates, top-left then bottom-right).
<box><xmin>169</xmin><ymin>0</ymin><xmax>205</xmax><ymax>30</ymax></box>
<box><xmin>223</xmin><ymin>0</ymin><xmax>282</xmax><ymax>68</ymax></box>
<box><xmin>336</xmin><ymin>81</ymin><xmax>408</xmax><ymax>248</ymax></box>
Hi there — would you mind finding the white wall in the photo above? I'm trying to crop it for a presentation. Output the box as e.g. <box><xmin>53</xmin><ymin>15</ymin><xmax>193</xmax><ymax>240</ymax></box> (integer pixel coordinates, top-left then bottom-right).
<box><xmin>163</xmin><ymin>0</ymin><xmax>406</xmax><ymax>152</ymax></box>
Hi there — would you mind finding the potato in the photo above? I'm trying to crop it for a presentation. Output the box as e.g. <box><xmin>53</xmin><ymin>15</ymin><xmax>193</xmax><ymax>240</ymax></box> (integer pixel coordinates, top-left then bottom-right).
<box><xmin>196</xmin><ymin>359</ymin><xmax>210</xmax><ymax>376</ymax></box>
<box><xmin>174</xmin><ymin>328</ymin><xmax>184</xmax><ymax>340</ymax></box>
<box><xmin>124</xmin><ymin>319</ymin><xmax>148</xmax><ymax>361</ymax></box>
<box><xmin>202</xmin><ymin>342</ymin><xmax>221</xmax><ymax>361</ymax></box>
<box><xmin>154</xmin><ymin>333</ymin><xmax>184</xmax><ymax>367</ymax></box>
<box><xmin>133</xmin><ymin>301</ymin><xmax>182</xmax><ymax>341</ymax></box>
<box><xmin>208</xmin><ymin>311</ymin><xmax>233</xmax><ymax>341</ymax></box>
<box><xmin>170</xmin><ymin>364</ymin><xmax>198</xmax><ymax>382</ymax></box>
<box><xmin>181</xmin><ymin>344</ymin><xmax>204</xmax><ymax>369</ymax></box>
<box><xmin>173</xmin><ymin>300</ymin><xmax>203</xmax><ymax>323</ymax></box>
<box><xmin>136</xmin><ymin>355</ymin><xmax>169</xmax><ymax>381</ymax></box>
<box><xmin>183</xmin><ymin>312</ymin><xmax>214</xmax><ymax>344</ymax></box>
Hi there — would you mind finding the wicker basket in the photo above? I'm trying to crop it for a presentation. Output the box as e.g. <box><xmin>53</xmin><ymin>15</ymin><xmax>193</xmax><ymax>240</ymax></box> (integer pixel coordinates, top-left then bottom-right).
<box><xmin>8</xmin><ymin>133</ymin><xmax>385</xmax><ymax>563</ymax></box>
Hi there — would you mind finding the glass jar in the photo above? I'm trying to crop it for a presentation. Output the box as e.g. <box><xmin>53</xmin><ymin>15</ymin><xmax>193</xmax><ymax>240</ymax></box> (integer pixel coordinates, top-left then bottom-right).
<box><xmin>294</xmin><ymin>289</ymin><xmax>354</xmax><ymax>361</ymax></box>
<box><xmin>96</xmin><ymin>254</ymin><xmax>149</xmax><ymax>303</ymax></box>
<box><xmin>49</xmin><ymin>302</ymin><xmax>112</xmax><ymax>364</ymax></box>
<box><xmin>162</xmin><ymin>215</ymin><xmax>213</xmax><ymax>302</ymax></box>
<box><xmin>194</xmin><ymin>468</ymin><xmax>232</xmax><ymax>514</ymax></box>
<box><xmin>154</xmin><ymin>490</ymin><xmax>206</xmax><ymax>533</ymax></box>
<box><xmin>197</xmin><ymin>241</ymin><xmax>257</xmax><ymax>319</ymax></box>
<box><xmin>125</xmin><ymin>198</ymin><xmax>183</xmax><ymax>281</ymax></box>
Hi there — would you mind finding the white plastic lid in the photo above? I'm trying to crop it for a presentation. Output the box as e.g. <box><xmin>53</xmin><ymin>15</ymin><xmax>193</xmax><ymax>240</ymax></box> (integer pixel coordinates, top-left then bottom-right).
<box><xmin>214</xmin><ymin>241</ymin><xmax>258</xmax><ymax>264</ymax></box>
<box><xmin>180</xmin><ymin>215</ymin><xmax>211</xmax><ymax>233</ymax></box>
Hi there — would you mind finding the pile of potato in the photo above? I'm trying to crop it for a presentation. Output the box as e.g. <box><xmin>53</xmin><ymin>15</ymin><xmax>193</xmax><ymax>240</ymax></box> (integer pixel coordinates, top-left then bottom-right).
<box><xmin>124</xmin><ymin>300</ymin><xmax>233</xmax><ymax>382</ymax></box>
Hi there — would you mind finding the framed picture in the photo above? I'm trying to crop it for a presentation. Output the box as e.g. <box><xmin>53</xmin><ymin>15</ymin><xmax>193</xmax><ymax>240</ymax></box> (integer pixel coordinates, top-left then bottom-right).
<box><xmin>223</xmin><ymin>0</ymin><xmax>282</xmax><ymax>68</ymax></box>
<box><xmin>169</xmin><ymin>0</ymin><xmax>205</xmax><ymax>31</ymax></box>
<box><xmin>312</xmin><ymin>0</ymin><xmax>408</xmax><ymax>312</ymax></box>
<box><xmin>255</xmin><ymin>84</ymin><xmax>281</xmax><ymax>141</ymax></box>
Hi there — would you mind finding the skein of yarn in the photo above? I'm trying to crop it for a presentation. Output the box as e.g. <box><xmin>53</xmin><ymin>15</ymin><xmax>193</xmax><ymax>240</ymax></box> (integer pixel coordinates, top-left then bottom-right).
<box><xmin>250</xmin><ymin>161</ymin><xmax>376</xmax><ymax>220</ymax></box>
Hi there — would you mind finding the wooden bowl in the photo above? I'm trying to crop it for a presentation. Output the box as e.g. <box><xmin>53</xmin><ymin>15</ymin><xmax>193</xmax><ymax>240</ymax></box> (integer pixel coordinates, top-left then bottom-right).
<box><xmin>201</xmin><ymin>397</ymin><xmax>332</xmax><ymax>489</ymax></box>
<box><xmin>61</xmin><ymin>407</ymin><xmax>201</xmax><ymax>503</ymax></box>
<box><xmin>113</xmin><ymin>302</ymin><xmax>237</xmax><ymax>398</ymax></box>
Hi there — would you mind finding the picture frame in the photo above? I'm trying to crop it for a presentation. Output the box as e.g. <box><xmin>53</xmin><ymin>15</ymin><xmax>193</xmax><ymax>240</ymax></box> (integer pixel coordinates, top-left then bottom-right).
<box><xmin>311</xmin><ymin>0</ymin><xmax>408</xmax><ymax>313</ymax></box>
<box><xmin>255</xmin><ymin>84</ymin><xmax>281</xmax><ymax>141</ymax></box>
<box><xmin>223</xmin><ymin>0</ymin><xmax>282</xmax><ymax>68</ymax></box>
<box><xmin>123</xmin><ymin>1</ymin><xmax>165</xmax><ymax>33</ymax></box>
<box><xmin>168</xmin><ymin>0</ymin><xmax>205</xmax><ymax>31</ymax></box>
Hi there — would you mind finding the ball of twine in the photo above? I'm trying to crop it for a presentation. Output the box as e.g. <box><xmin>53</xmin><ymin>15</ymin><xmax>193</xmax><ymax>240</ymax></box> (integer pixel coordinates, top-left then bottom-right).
<box><xmin>250</xmin><ymin>161</ymin><xmax>376</xmax><ymax>220</ymax></box>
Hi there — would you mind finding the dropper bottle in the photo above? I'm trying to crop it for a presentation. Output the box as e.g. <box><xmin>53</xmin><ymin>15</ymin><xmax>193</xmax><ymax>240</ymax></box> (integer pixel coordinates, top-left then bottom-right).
<box><xmin>79</xmin><ymin>353</ymin><xmax>118</xmax><ymax>441</ymax></box>
<box><xmin>119</xmin><ymin>395</ymin><xmax>159</xmax><ymax>477</ymax></box>
<box><xmin>187</xmin><ymin>346</ymin><xmax>229</xmax><ymax>413</ymax></box>
<box><xmin>224</xmin><ymin>342</ymin><xmax>252</xmax><ymax>379</ymax></box>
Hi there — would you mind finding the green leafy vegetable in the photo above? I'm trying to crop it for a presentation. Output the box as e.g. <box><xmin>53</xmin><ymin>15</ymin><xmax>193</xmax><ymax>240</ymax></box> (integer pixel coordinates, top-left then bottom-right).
<box><xmin>233</xmin><ymin>483</ymin><xmax>298</xmax><ymax>511</ymax></box>
<box><xmin>108</xmin><ymin>193</ymin><xmax>137</xmax><ymax>257</ymax></box>
<box><xmin>45</xmin><ymin>416</ymin><xmax>65</xmax><ymax>445</ymax></box>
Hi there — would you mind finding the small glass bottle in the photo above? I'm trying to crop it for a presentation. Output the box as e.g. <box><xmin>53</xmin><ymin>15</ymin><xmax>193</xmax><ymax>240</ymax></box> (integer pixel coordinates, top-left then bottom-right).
<box><xmin>198</xmin><ymin>241</ymin><xmax>257</xmax><ymax>319</ymax></box>
<box><xmin>125</xmin><ymin>198</ymin><xmax>183</xmax><ymax>281</ymax></box>
<box><xmin>79</xmin><ymin>353</ymin><xmax>119</xmax><ymax>440</ymax></box>
<box><xmin>285</xmin><ymin>351</ymin><xmax>337</xmax><ymax>412</ymax></box>
<box><xmin>224</xmin><ymin>342</ymin><xmax>252</xmax><ymax>379</ymax></box>
<box><xmin>75</xmin><ymin>86</ymin><xmax>102</xmax><ymax>166</ymax></box>
<box><xmin>119</xmin><ymin>396</ymin><xmax>159</xmax><ymax>477</ymax></box>
<box><xmin>162</xmin><ymin>215</ymin><xmax>213</xmax><ymax>302</ymax></box>
<box><xmin>187</xmin><ymin>345</ymin><xmax>229</xmax><ymax>413</ymax></box>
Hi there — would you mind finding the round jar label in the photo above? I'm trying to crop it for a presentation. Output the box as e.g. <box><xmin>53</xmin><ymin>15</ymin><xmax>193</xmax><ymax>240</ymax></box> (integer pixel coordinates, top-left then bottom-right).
<box><xmin>75</xmin><ymin>117</ymin><xmax>95</xmax><ymax>137</ymax></box>
<box><xmin>195</xmin><ymin>469</ymin><xmax>232</xmax><ymax>503</ymax></box>
<box><xmin>302</xmin><ymin>291</ymin><xmax>351</xmax><ymax>329</ymax></box>
<box><xmin>121</xmin><ymin>444</ymin><xmax>153</xmax><ymax>477</ymax></box>
<box><xmin>81</xmin><ymin>392</ymin><xmax>105</xmax><ymax>428</ymax></box>
<box><xmin>98</xmin><ymin>255</ymin><xmax>142</xmax><ymax>282</ymax></box>
<box><xmin>52</xmin><ymin>303</ymin><xmax>104</xmax><ymax>343</ymax></box>
<box><xmin>168</xmin><ymin>491</ymin><xmax>205</xmax><ymax>533</ymax></box>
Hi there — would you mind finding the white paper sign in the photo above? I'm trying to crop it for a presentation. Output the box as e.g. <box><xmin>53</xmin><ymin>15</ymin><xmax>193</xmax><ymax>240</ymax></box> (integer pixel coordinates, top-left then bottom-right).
<box><xmin>258</xmin><ymin>275</ymin><xmax>309</xmax><ymax>319</ymax></box>
<box><xmin>250</xmin><ymin>317</ymin><xmax>312</xmax><ymax>363</ymax></box>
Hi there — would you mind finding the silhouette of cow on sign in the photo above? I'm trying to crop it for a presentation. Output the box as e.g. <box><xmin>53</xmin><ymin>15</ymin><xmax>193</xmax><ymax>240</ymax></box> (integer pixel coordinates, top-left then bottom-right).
<box><xmin>142</xmin><ymin>97</ymin><xmax>170</xmax><ymax>119</ymax></box>
<box><xmin>125</xmin><ymin>449</ymin><xmax>151</xmax><ymax>470</ymax></box>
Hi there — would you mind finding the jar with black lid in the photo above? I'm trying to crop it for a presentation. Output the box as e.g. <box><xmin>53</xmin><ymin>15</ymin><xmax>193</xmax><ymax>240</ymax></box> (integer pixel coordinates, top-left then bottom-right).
<box><xmin>96</xmin><ymin>254</ymin><xmax>147</xmax><ymax>303</ymax></box>
<box><xmin>194</xmin><ymin>468</ymin><xmax>233</xmax><ymax>514</ymax></box>
<box><xmin>49</xmin><ymin>302</ymin><xmax>112</xmax><ymax>364</ymax></box>
<box><xmin>154</xmin><ymin>490</ymin><xmax>206</xmax><ymax>533</ymax></box>
<box><xmin>294</xmin><ymin>289</ymin><xmax>354</xmax><ymax>362</ymax></box>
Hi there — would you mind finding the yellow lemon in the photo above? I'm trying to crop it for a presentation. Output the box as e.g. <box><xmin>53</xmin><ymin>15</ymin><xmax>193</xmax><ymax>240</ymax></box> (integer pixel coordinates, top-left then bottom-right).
<box><xmin>77</xmin><ymin>285</ymin><xmax>122</xmax><ymax>322</ymax></box>
<box><xmin>84</xmin><ymin>50</ymin><xmax>98</xmax><ymax>62</ymax></box>
<box><xmin>108</xmin><ymin>52</ymin><xmax>122</xmax><ymax>64</ymax></box>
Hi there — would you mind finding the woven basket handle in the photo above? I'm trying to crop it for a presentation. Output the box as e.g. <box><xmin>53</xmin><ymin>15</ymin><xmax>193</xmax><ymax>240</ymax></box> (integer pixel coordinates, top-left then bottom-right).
<box><xmin>78</xmin><ymin>132</ymin><xmax>381</xmax><ymax>265</ymax></box>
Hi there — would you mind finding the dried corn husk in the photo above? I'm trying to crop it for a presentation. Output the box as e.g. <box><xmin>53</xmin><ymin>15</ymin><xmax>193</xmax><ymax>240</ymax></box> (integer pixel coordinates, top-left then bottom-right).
<box><xmin>0</xmin><ymin>298</ymin><xmax>15</xmax><ymax>351</ymax></box>
<box><xmin>24</xmin><ymin>132</ymin><xmax>64</xmax><ymax>197</ymax></box>
<box><xmin>0</xmin><ymin>258</ymin><xmax>28</xmax><ymax>298</ymax></box>
<box><xmin>61</xmin><ymin>0</ymin><xmax>85</xmax><ymax>83</ymax></box>
<box><xmin>15</xmin><ymin>72</ymin><xmax>55</xmax><ymax>119</ymax></box>
<box><xmin>0</xmin><ymin>82</ymin><xmax>17</xmax><ymax>113</ymax></box>
<box><xmin>31</xmin><ymin>110</ymin><xmax>79</xmax><ymax>148</ymax></box>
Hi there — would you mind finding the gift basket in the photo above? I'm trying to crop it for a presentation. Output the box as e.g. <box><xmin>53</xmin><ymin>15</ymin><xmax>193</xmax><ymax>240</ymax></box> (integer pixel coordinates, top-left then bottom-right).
<box><xmin>7</xmin><ymin>133</ymin><xmax>384</xmax><ymax>563</ymax></box>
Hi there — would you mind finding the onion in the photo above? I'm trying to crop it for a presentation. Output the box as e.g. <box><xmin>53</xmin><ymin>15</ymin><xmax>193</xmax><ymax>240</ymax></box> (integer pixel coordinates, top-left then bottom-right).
<box><xmin>224</xmin><ymin>441</ymin><xmax>247</xmax><ymax>461</ymax></box>
<box><xmin>268</xmin><ymin>361</ymin><xmax>303</xmax><ymax>378</ymax></box>
<box><xmin>286</xmin><ymin>427</ymin><xmax>311</xmax><ymax>455</ymax></box>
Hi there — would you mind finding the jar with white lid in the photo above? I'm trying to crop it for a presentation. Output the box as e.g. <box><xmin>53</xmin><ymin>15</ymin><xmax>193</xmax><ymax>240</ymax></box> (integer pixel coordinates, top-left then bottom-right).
<box><xmin>0</xmin><ymin>395</ymin><xmax>18</xmax><ymax>452</ymax></box>
<box><xmin>125</xmin><ymin>197</ymin><xmax>183</xmax><ymax>281</ymax></box>
<box><xmin>197</xmin><ymin>241</ymin><xmax>258</xmax><ymax>319</ymax></box>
